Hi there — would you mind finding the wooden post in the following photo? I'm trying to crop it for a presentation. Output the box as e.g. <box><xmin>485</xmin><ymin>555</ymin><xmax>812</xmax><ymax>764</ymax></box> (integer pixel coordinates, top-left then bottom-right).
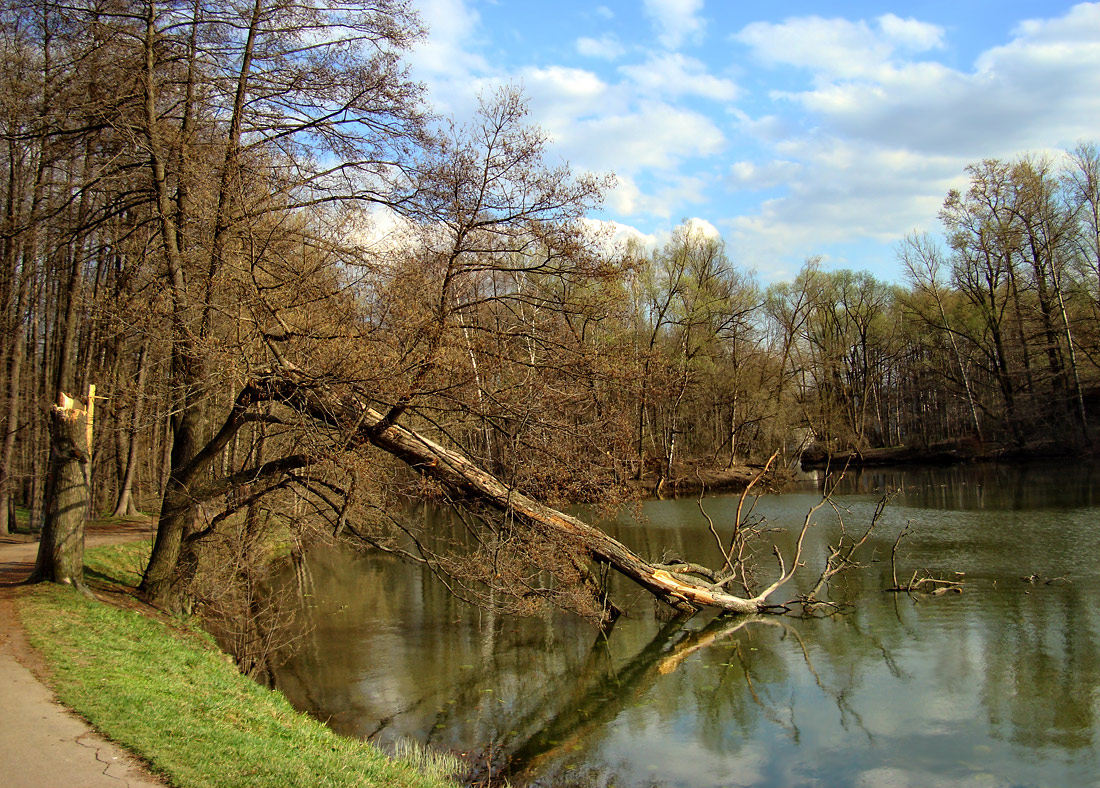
<box><xmin>86</xmin><ymin>383</ymin><xmax>96</xmax><ymax>470</ymax></box>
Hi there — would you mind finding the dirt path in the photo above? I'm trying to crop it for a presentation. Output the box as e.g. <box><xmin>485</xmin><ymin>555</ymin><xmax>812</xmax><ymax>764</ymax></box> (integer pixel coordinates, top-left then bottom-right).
<box><xmin>0</xmin><ymin>521</ymin><xmax>168</xmax><ymax>788</ymax></box>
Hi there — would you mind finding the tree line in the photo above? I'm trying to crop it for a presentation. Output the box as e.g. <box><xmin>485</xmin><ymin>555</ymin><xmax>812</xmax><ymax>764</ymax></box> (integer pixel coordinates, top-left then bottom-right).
<box><xmin>1</xmin><ymin>1</ymin><xmax>1097</xmax><ymax>619</ymax></box>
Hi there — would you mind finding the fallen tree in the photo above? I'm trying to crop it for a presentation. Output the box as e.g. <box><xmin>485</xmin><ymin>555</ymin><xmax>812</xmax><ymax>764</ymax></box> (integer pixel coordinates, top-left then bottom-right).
<box><xmin>249</xmin><ymin>370</ymin><xmax>823</xmax><ymax>620</ymax></box>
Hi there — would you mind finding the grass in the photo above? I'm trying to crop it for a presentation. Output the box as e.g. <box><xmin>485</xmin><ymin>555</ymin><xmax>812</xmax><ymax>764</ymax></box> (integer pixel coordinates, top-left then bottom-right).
<box><xmin>82</xmin><ymin>540</ymin><xmax>152</xmax><ymax>588</ymax></box>
<box><xmin>8</xmin><ymin>504</ymin><xmax>30</xmax><ymax>532</ymax></box>
<box><xmin>18</xmin><ymin>542</ymin><xmax>462</xmax><ymax>788</ymax></box>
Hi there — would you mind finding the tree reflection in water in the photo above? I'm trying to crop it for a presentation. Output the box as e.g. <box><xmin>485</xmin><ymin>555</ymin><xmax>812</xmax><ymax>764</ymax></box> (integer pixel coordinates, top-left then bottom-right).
<box><xmin>273</xmin><ymin>466</ymin><xmax>1100</xmax><ymax>788</ymax></box>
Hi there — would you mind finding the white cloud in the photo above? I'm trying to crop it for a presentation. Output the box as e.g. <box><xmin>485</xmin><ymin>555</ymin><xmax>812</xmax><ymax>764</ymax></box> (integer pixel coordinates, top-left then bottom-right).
<box><xmin>735</xmin><ymin>17</ymin><xmax>893</xmax><ymax>79</ymax></box>
<box><xmin>620</xmin><ymin>53</ymin><xmax>739</xmax><ymax>101</ymax></box>
<box><xmin>718</xmin><ymin>3</ymin><xmax>1100</xmax><ymax>281</ymax></box>
<box><xmin>405</xmin><ymin>1</ymin><xmax>1100</xmax><ymax>284</ymax></box>
<box><xmin>1011</xmin><ymin>1</ymin><xmax>1100</xmax><ymax>42</ymax></box>
<box><xmin>877</xmin><ymin>13</ymin><xmax>945</xmax><ymax>51</ymax></box>
<box><xmin>521</xmin><ymin>65</ymin><xmax>608</xmax><ymax>105</ymax></box>
<box><xmin>579</xmin><ymin>217</ymin><xmax>724</xmax><ymax>261</ymax></box>
<box><xmin>723</xmin><ymin>140</ymin><xmax>969</xmax><ymax>280</ymax></box>
<box><xmin>513</xmin><ymin>63</ymin><xmax>726</xmax><ymax>185</ymax></box>
<box><xmin>603</xmin><ymin>172</ymin><xmax>712</xmax><ymax>218</ymax></box>
<box><xmin>576</xmin><ymin>34</ymin><xmax>626</xmax><ymax>60</ymax></box>
<box><xmin>681</xmin><ymin>216</ymin><xmax>721</xmax><ymax>239</ymax></box>
<box><xmin>766</xmin><ymin>6</ymin><xmax>1100</xmax><ymax>157</ymax></box>
<box><xmin>408</xmin><ymin>0</ymin><xmax>492</xmax><ymax>114</ymax></box>
<box><xmin>728</xmin><ymin>159</ymin><xmax>802</xmax><ymax>190</ymax></box>
<box><xmin>517</xmin><ymin>65</ymin><xmax>620</xmax><ymax>142</ymax></box>
<box><xmin>580</xmin><ymin>218</ymin><xmax>657</xmax><ymax>254</ymax></box>
<box><xmin>643</xmin><ymin>0</ymin><xmax>705</xmax><ymax>49</ymax></box>
<box><xmin>569</xmin><ymin>104</ymin><xmax>725</xmax><ymax>173</ymax></box>
<box><xmin>734</xmin><ymin>14</ymin><xmax>945</xmax><ymax>81</ymax></box>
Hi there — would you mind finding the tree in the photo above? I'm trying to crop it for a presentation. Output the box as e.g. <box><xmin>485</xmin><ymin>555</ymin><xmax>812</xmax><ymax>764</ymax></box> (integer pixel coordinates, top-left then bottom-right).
<box><xmin>940</xmin><ymin>161</ymin><xmax>1027</xmax><ymax>443</ymax></box>
<box><xmin>900</xmin><ymin>233</ymin><xmax>985</xmax><ymax>442</ymax></box>
<box><xmin>133</xmin><ymin>0</ymin><xmax>429</xmax><ymax>606</ymax></box>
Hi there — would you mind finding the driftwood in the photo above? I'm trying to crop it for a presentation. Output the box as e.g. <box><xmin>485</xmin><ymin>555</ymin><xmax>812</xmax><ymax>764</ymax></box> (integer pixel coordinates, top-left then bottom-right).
<box><xmin>254</xmin><ymin>372</ymin><xmax>816</xmax><ymax>617</ymax></box>
<box><xmin>886</xmin><ymin>521</ymin><xmax>964</xmax><ymax>595</ymax></box>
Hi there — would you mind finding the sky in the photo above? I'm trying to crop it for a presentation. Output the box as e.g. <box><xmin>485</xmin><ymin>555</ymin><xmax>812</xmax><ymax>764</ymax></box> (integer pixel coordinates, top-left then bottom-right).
<box><xmin>404</xmin><ymin>0</ymin><xmax>1100</xmax><ymax>283</ymax></box>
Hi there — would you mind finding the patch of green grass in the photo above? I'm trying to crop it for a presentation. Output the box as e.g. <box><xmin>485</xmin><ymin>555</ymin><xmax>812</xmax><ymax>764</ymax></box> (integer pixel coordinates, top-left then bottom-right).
<box><xmin>19</xmin><ymin>581</ymin><xmax>460</xmax><ymax>788</ymax></box>
<box><xmin>8</xmin><ymin>504</ymin><xmax>31</xmax><ymax>532</ymax></box>
<box><xmin>83</xmin><ymin>541</ymin><xmax>151</xmax><ymax>588</ymax></box>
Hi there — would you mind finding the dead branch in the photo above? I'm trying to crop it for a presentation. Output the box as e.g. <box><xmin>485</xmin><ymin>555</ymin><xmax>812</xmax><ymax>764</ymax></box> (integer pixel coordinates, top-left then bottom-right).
<box><xmin>801</xmin><ymin>491</ymin><xmax>895</xmax><ymax>608</ymax></box>
<box><xmin>886</xmin><ymin>520</ymin><xmax>964</xmax><ymax>595</ymax></box>
<box><xmin>255</xmin><ymin>370</ymin><xmax>827</xmax><ymax>617</ymax></box>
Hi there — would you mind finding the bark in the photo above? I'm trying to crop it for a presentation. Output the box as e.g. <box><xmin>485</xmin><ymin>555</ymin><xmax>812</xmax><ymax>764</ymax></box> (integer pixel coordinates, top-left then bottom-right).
<box><xmin>111</xmin><ymin>342</ymin><xmax>148</xmax><ymax>518</ymax></box>
<box><xmin>0</xmin><ymin>276</ymin><xmax>30</xmax><ymax>536</ymax></box>
<box><xmin>140</xmin><ymin>384</ymin><xmax>269</xmax><ymax>605</ymax></box>
<box><xmin>29</xmin><ymin>391</ymin><xmax>90</xmax><ymax>590</ymax></box>
<box><xmin>258</xmin><ymin>372</ymin><xmax>810</xmax><ymax>616</ymax></box>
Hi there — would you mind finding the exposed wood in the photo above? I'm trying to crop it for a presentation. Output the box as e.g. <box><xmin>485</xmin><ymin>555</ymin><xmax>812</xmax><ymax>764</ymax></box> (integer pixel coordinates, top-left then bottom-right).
<box><xmin>256</xmin><ymin>372</ymin><xmax>815</xmax><ymax>616</ymax></box>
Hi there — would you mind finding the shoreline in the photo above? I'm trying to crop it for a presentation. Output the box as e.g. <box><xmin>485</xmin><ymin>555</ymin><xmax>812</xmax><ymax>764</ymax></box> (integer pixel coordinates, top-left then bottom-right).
<box><xmin>799</xmin><ymin>439</ymin><xmax>1096</xmax><ymax>472</ymax></box>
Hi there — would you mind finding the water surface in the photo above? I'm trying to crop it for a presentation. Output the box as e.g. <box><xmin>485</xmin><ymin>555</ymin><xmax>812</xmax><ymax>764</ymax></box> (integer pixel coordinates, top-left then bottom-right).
<box><xmin>274</xmin><ymin>463</ymin><xmax>1100</xmax><ymax>787</ymax></box>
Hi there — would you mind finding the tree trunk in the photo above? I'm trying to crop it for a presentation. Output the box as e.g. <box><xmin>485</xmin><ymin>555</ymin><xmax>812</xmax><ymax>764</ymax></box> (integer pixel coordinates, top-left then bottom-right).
<box><xmin>30</xmin><ymin>391</ymin><xmax>90</xmax><ymax>590</ymax></box>
<box><xmin>260</xmin><ymin>373</ymin><xmax>807</xmax><ymax>616</ymax></box>
<box><xmin>111</xmin><ymin>342</ymin><xmax>148</xmax><ymax>517</ymax></box>
<box><xmin>0</xmin><ymin>279</ymin><xmax>29</xmax><ymax>536</ymax></box>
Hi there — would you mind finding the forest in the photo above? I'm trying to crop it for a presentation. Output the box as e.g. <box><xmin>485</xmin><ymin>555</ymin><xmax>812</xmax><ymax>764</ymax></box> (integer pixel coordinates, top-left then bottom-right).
<box><xmin>2</xmin><ymin>1</ymin><xmax>1099</xmax><ymax>628</ymax></box>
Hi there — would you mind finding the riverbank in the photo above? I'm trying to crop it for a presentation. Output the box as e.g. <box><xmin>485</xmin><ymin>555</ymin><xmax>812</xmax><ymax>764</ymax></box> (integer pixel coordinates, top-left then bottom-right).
<box><xmin>1</xmin><ymin>525</ymin><xmax>460</xmax><ymax>788</ymax></box>
<box><xmin>627</xmin><ymin>460</ymin><xmax>798</xmax><ymax>499</ymax></box>
<box><xmin>799</xmin><ymin>437</ymin><xmax>1097</xmax><ymax>471</ymax></box>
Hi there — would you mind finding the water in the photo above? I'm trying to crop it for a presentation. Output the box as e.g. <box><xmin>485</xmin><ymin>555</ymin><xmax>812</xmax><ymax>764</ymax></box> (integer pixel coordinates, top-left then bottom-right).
<box><xmin>272</xmin><ymin>463</ymin><xmax>1100</xmax><ymax>787</ymax></box>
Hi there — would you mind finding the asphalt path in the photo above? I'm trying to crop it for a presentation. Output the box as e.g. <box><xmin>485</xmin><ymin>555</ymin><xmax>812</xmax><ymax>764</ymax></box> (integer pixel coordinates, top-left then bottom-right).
<box><xmin>0</xmin><ymin>523</ymin><xmax>167</xmax><ymax>788</ymax></box>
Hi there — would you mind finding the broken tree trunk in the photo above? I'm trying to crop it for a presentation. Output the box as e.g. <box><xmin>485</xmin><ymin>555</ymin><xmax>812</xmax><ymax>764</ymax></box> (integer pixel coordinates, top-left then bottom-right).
<box><xmin>30</xmin><ymin>390</ymin><xmax>92</xmax><ymax>590</ymax></box>
<box><xmin>258</xmin><ymin>373</ymin><xmax>809</xmax><ymax>616</ymax></box>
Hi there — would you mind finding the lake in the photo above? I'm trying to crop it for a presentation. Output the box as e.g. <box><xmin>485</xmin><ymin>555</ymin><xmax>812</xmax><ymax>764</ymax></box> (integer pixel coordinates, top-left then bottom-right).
<box><xmin>272</xmin><ymin>463</ymin><xmax>1100</xmax><ymax>787</ymax></box>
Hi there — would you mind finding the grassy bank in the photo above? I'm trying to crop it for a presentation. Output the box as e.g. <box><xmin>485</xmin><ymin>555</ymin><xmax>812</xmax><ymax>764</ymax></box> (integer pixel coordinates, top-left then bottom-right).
<box><xmin>18</xmin><ymin>542</ymin><xmax>459</xmax><ymax>788</ymax></box>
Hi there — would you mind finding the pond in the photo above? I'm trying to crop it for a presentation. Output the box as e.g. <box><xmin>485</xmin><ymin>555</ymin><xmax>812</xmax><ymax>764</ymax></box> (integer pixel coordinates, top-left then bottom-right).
<box><xmin>272</xmin><ymin>463</ymin><xmax>1100</xmax><ymax>787</ymax></box>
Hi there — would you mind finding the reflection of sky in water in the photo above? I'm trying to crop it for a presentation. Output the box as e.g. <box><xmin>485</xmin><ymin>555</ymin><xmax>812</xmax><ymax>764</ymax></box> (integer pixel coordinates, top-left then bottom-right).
<box><xmin>274</xmin><ymin>465</ymin><xmax>1100</xmax><ymax>787</ymax></box>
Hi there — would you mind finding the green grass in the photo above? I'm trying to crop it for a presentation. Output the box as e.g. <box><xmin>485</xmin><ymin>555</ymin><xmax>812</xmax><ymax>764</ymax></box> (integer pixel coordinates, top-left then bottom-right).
<box><xmin>18</xmin><ymin>544</ymin><xmax>461</xmax><ymax>788</ymax></box>
<box><xmin>8</xmin><ymin>504</ymin><xmax>30</xmax><ymax>532</ymax></box>
<box><xmin>82</xmin><ymin>540</ymin><xmax>153</xmax><ymax>588</ymax></box>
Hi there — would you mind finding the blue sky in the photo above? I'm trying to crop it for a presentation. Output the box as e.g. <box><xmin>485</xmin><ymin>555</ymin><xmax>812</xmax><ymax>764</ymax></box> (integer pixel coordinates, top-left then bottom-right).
<box><xmin>404</xmin><ymin>1</ymin><xmax>1100</xmax><ymax>283</ymax></box>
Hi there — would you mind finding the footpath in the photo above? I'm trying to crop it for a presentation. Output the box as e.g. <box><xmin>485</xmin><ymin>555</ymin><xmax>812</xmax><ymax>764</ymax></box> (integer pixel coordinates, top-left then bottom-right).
<box><xmin>0</xmin><ymin>524</ymin><xmax>167</xmax><ymax>788</ymax></box>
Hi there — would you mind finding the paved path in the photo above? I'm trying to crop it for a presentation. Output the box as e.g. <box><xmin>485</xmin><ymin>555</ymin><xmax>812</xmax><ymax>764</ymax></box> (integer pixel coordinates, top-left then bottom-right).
<box><xmin>0</xmin><ymin>525</ymin><xmax>168</xmax><ymax>788</ymax></box>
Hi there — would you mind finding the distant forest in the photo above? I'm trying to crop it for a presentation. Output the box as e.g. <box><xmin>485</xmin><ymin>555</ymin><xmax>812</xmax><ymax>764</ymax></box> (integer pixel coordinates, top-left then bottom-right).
<box><xmin>2</xmin><ymin>0</ymin><xmax>1099</xmax><ymax>552</ymax></box>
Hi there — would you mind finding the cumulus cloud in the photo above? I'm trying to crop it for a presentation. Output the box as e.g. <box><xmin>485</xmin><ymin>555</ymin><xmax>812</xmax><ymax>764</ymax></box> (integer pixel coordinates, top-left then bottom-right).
<box><xmin>728</xmin><ymin>159</ymin><xmax>802</xmax><ymax>190</ymax></box>
<box><xmin>511</xmin><ymin>62</ymin><xmax>727</xmax><ymax>186</ymax></box>
<box><xmin>576</xmin><ymin>34</ymin><xmax>626</xmax><ymax>60</ymax></box>
<box><xmin>405</xmin><ymin>0</ymin><xmax>1100</xmax><ymax>284</ymax></box>
<box><xmin>409</xmin><ymin>0</ymin><xmax>492</xmax><ymax>115</ymax></box>
<box><xmin>569</xmin><ymin>105</ymin><xmax>726</xmax><ymax>173</ymax></box>
<box><xmin>643</xmin><ymin>0</ymin><xmax>706</xmax><ymax>49</ymax></box>
<box><xmin>757</xmin><ymin>5</ymin><xmax>1100</xmax><ymax>157</ymax></box>
<box><xmin>719</xmin><ymin>4</ymin><xmax>1100</xmax><ymax>280</ymax></box>
<box><xmin>619</xmin><ymin>53</ymin><xmax>739</xmax><ymax>101</ymax></box>
<box><xmin>734</xmin><ymin>14</ymin><xmax>946</xmax><ymax>80</ymax></box>
<box><xmin>603</xmin><ymin>172</ymin><xmax>713</xmax><ymax>219</ymax></box>
<box><xmin>580</xmin><ymin>218</ymin><xmax>658</xmax><ymax>254</ymax></box>
<box><xmin>877</xmin><ymin>13</ymin><xmax>946</xmax><ymax>51</ymax></box>
<box><xmin>681</xmin><ymin>216</ymin><xmax>722</xmax><ymax>239</ymax></box>
<box><xmin>724</xmin><ymin>139</ymin><xmax>969</xmax><ymax>280</ymax></box>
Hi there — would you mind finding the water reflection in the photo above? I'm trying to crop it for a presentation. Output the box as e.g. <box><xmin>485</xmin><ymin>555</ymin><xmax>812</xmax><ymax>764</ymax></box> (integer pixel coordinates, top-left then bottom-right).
<box><xmin>272</xmin><ymin>465</ymin><xmax>1100</xmax><ymax>787</ymax></box>
<box><xmin>826</xmin><ymin>461</ymin><xmax>1100</xmax><ymax>510</ymax></box>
